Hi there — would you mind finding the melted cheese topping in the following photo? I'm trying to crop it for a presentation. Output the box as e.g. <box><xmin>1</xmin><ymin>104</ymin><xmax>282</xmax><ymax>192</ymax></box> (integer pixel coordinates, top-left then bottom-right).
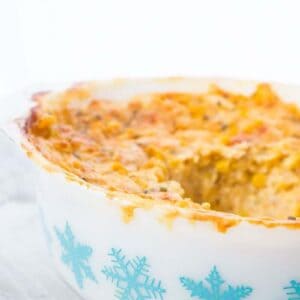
<box><xmin>26</xmin><ymin>84</ymin><xmax>300</xmax><ymax>219</ymax></box>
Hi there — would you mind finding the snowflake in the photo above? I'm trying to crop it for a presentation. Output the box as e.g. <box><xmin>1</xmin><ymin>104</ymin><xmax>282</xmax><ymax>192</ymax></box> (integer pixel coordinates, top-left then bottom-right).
<box><xmin>284</xmin><ymin>280</ymin><xmax>300</xmax><ymax>300</ymax></box>
<box><xmin>102</xmin><ymin>248</ymin><xmax>166</xmax><ymax>300</ymax></box>
<box><xmin>180</xmin><ymin>266</ymin><xmax>253</xmax><ymax>300</ymax></box>
<box><xmin>54</xmin><ymin>222</ymin><xmax>97</xmax><ymax>288</ymax></box>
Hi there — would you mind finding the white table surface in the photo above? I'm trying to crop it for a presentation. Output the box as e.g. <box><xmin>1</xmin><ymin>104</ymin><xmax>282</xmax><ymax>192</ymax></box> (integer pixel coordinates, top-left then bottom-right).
<box><xmin>0</xmin><ymin>132</ymin><xmax>81</xmax><ymax>300</ymax></box>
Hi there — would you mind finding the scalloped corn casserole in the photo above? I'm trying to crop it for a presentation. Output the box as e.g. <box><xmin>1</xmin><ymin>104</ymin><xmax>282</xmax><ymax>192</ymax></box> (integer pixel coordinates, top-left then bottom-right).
<box><xmin>25</xmin><ymin>83</ymin><xmax>300</xmax><ymax>219</ymax></box>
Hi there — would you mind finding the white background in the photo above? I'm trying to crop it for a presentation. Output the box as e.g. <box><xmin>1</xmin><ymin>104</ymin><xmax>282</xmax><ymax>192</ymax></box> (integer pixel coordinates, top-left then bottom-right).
<box><xmin>1</xmin><ymin>1</ymin><xmax>300</xmax><ymax>299</ymax></box>
<box><xmin>2</xmin><ymin>0</ymin><xmax>300</xmax><ymax>98</ymax></box>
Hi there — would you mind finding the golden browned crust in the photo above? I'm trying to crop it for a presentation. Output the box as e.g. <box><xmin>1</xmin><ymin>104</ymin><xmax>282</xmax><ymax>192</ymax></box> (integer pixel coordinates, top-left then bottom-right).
<box><xmin>24</xmin><ymin>83</ymin><xmax>300</xmax><ymax>226</ymax></box>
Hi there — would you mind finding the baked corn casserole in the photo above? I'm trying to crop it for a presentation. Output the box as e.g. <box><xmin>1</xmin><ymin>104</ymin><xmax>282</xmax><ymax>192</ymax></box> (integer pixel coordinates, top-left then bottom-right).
<box><xmin>25</xmin><ymin>83</ymin><xmax>300</xmax><ymax>220</ymax></box>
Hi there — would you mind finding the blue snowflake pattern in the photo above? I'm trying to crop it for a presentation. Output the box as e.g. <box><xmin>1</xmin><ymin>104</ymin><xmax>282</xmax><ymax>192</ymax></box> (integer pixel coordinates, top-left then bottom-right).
<box><xmin>284</xmin><ymin>280</ymin><xmax>300</xmax><ymax>300</ymax></box>
<box><xmin>54</xmin><ymin>222</ymin><xmax>97</xmax><ymax>288</ymax></box>
<box><xmin>102</xmin><ymin>248</ymin><xmax>166</xmax><ymax>300</ymax></box>
<box><xmin>180</xmin><ymin>266</ymin><xmax>253</xmax><ymax>300</ymax></box>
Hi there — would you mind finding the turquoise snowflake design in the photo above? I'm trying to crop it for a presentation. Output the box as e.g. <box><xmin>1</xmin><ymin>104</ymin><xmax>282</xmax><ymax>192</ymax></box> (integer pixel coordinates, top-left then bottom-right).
<box><xmin>180</xmin><ymin>266</ymin><xmax>253</xmax><ymax>300</ymax></box>
<box><xmin>54</xmin><ymin>222</ymin><xmax>97</xmax><ymax>288</ymax></box>
<box><xmin>102</xmin><ymin>248</ymin><xmax>166</xmax><ymax>300</ymax></box>
<box><xmin>284</xmin><ymin>280</ymin><xmax>300</xmax><ymax>299</ymax></box>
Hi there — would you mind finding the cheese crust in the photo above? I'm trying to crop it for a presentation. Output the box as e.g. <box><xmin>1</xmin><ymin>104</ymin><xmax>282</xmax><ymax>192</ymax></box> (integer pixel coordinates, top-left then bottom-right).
<box><xmin>25</xmin><ymin>83</ymin><xmax>300</xmax><ymax>220</ymax></box>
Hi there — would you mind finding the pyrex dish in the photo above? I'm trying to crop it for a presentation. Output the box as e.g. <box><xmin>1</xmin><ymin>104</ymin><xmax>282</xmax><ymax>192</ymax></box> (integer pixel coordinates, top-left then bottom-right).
<box><xmin>4</xmin><ymin>78</ymin><xmax>300</xmax><ymax>300</ymax></box>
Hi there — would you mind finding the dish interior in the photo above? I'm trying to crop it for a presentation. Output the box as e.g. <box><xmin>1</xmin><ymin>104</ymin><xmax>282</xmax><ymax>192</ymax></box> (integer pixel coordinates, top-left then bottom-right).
<box><xmin>25</xmin><ymin>83</ymin><xmax>300</xmax><ymax>220</ymax></box>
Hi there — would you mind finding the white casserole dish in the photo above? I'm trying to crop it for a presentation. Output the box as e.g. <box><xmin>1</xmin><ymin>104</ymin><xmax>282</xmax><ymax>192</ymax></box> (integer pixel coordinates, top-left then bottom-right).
<box><xmin>3</xmin><ymin>77</ymin><xmax>300</xmax><ymax>300</ymax></box>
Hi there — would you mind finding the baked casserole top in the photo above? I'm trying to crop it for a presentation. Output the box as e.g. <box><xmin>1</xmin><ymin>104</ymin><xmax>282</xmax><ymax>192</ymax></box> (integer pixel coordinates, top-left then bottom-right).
<box><xmin>25</xmin><ymin>83</ymin><xmax>300</xmax><ymax>221</ymax></box>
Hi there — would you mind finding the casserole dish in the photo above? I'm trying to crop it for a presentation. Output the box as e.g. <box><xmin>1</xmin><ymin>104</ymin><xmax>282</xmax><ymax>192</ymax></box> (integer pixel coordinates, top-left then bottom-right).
<box><xmin>4</xmin><ymin>77</ymin><xmax>300</xmax><ymax>300</ymax></box>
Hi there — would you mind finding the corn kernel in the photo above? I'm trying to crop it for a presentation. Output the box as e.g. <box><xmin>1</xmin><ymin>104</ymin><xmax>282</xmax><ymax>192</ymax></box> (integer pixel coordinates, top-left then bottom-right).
<box><xmin>201</xmin><ymin>202</ymin><xmax>211</xmax><ymax>210</ymax></box>
<box><xmin>293</xmin><ymin>203</ymin><xmax>300</xmax><ymax>217</ymax></box>
<box><xmin>215</xmin><ymin>160</ymin><xmax>230</xmax><ymax>173</ymax></box>
<box><xmin>228</xmin><ymin>124</ymin><xmax>238</xmax><ymax>136</ymax></box>
<box><xmin>133</xmin><ymin>177</ymin><xmax>148</xmax><ymax>189</ymax></box>
<box><xmin>169</xmin><ymin>159</ymin><xmax>180</xmax><ymax>168</ymax></box>
<box><xmin>38</xmin><ymin>114</ymin><xmax>56</xmax><ymax>128</ymax></box>
<box><xmin>54</xmin><ymin>141</ymin><xmax>72</xmax><ymax>153</ymax></box>
<box><xmin>111</xmin><ymin>162</ymin><xmax>128</xmax><ymax>175</ymax></box>
<box><xmin>145</xmin><ymin>146</ymin><xmax>164</xmax><ymax>160</ymax></box>
<box><xmin>252</xmin><ymin>84</ymin><xmax>277</xmax><ymax>106</ymax></box>
<box><xmin>189</xmin><ymin>103</ymin><xmax>204</xmax><ymax>117</ymax></box>
<box><xmin>276</xmin><ymin>181</ymin><xmax>294</xmax><ymax>191</ymax></box>
<box><xmin>283</xmin><ymin>154</ymin><xmax>300</xmax><ymax>169</ymax></box>
<box><xmin>219</xmin><ymin>134</ymin><xmax>230</xmax><ymax>145</ymax></box>
<box><xmin>154</xmin><ymin>167</ymin><xmax>167</xmax><ymax>182</ymax></box>
<box><xmin>105</xmin><ymin>120</ymin><xmax>121</xmax><ymax>134</ymax></box>
<box><xmin>251</xmin><ymin>173</ymin><xmax>266</xmax><ymax>188</ymax></box>
<box><xmin>72</xmin><ymin>160</ymin><xmax>82</xmax><ymax>169</ymax></box>
<box><xmin>243</xmin><ymin>120</ymin><xmax>264</xmax><ymax>133</ymax></box>
<box><xmin>239</xmin><ymin>106</ymin><xmax>249</xmax><ymax>118</ymax></box>
<box><xmin>178</xmin><ymin>200</ymin><xmax>189</xmax><ymax>208</ymax></box>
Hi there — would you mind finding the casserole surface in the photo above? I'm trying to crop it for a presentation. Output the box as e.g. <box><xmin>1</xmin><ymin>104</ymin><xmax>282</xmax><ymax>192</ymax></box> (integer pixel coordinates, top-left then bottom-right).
<box><xmin>26</xmin><ymin>81</ymin><xmax>300</xmax><ymax>220</ymax></box>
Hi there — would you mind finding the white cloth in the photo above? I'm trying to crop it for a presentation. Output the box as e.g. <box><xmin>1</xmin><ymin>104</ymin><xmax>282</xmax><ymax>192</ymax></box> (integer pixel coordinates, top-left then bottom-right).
<box><xmin>0</xmin><ymin>132</ymin><xmax>81</xmax><ymax>300</ymax></box>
